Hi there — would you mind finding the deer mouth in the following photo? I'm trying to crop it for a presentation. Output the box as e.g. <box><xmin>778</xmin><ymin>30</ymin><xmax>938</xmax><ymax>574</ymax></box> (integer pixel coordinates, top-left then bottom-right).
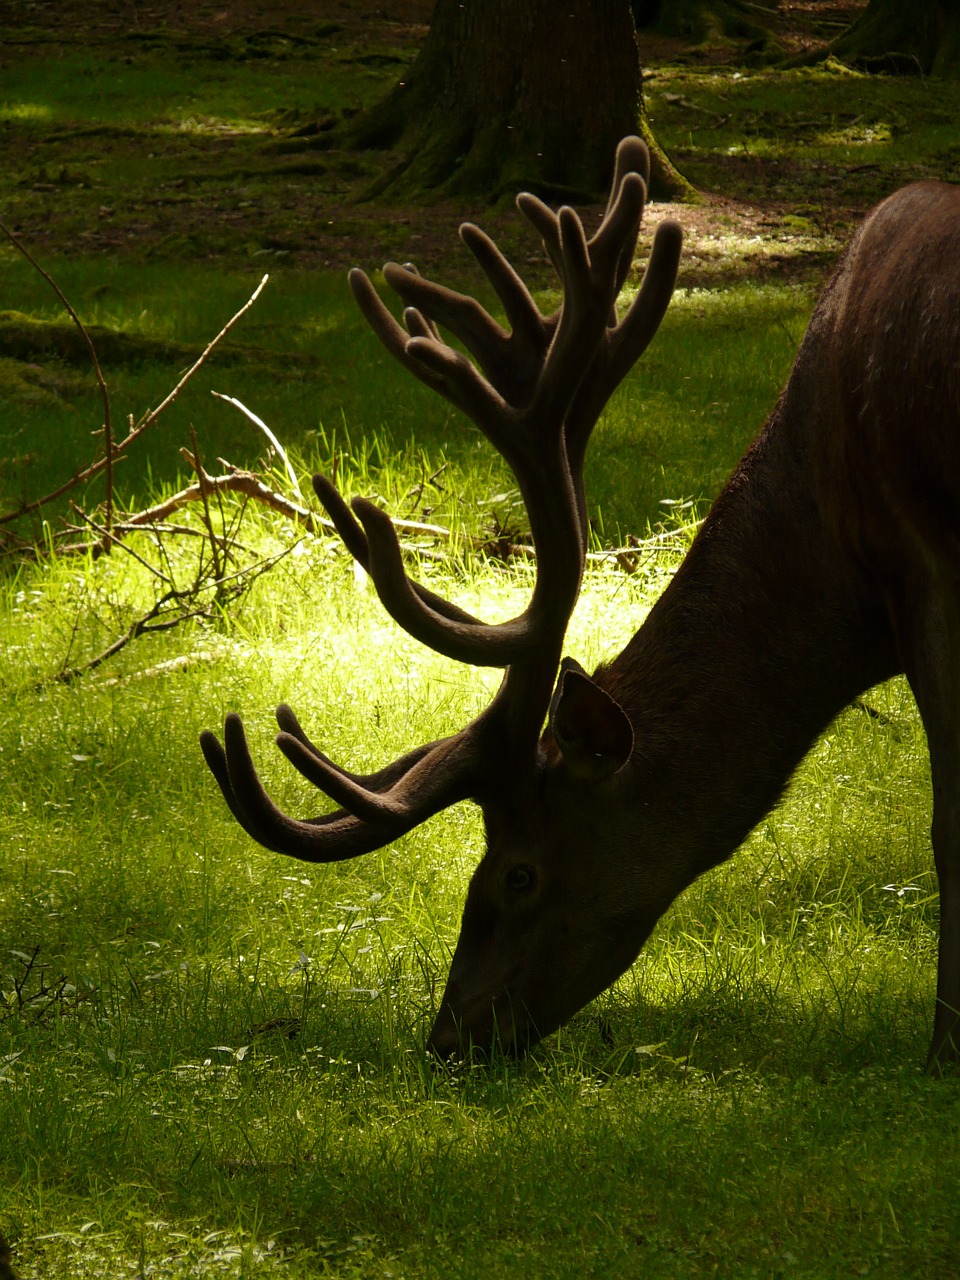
<box><xmin>426</xmin><ymin>986</ymin><xmax>541</xmax><ymax>1061</ymax></box>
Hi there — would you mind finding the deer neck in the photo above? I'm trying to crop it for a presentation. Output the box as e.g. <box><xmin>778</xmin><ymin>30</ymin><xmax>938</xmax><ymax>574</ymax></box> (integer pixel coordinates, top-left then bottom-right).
<box><xmin>597</xmin><ymin>400</ymin><xmax>900</xmax><ymax>873</ymax></box>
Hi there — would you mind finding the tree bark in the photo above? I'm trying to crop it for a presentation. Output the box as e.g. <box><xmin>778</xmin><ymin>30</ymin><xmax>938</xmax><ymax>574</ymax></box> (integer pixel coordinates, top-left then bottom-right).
<box><xmin>828</xmin><ymin>0</ymin><xmax>960</xmax><ymax>76</ymax></box>
<box><xmin>340</xmin><ymin>0</ymin><xmax>691</xmax><ymax>202</ymax></box>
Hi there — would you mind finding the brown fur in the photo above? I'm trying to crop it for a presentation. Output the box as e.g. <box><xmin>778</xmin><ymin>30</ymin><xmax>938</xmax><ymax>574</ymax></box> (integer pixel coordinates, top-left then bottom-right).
<box><xmin>202</xmin><ymin>149</ymin><xmax>960</xmax><ymax>1070</ymax></box>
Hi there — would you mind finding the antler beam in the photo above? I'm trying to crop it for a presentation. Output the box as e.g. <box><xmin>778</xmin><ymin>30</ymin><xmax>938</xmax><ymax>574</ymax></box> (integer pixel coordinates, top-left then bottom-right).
<box><xmin>202</xmin><ymin>137</ymin><xmax>682</xmax><ymax>862</ymax></box>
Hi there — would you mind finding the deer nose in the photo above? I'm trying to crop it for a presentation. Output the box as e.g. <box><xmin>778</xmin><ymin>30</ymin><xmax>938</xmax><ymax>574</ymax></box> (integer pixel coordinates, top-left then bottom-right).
<box><xmin>428</xmin><ymin>998</ymin><xmax>531</xmax><ymax>1061</ymax></box>
<box><xmin>427</xmin><ymin>1023</ymin><xmax>462</xmax><ymax>1059</ymax></box>
<box><xmin>427</xmin><ymin>992</ymin><xmax>467</xmax><ymax>1059</ymax></box>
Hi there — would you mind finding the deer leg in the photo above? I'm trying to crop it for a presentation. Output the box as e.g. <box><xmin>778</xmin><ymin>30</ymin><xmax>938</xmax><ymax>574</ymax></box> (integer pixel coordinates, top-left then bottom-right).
<box><xmin>901</xmin><ymin>583</ymin><xmax>960</xmax><ymax>1071</ymax></box>
<box><xmin>929</xmin><ymin>762</ymin><xmax>960</xmax><ymax>1071</ymax></box>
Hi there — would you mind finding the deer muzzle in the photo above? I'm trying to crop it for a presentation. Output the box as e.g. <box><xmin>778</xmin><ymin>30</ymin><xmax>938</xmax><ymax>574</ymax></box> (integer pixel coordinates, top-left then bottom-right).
<box><xmin>426</xmin><ymin>981</ymin><xmax>538</xmax><ymax>1060</ymax></box>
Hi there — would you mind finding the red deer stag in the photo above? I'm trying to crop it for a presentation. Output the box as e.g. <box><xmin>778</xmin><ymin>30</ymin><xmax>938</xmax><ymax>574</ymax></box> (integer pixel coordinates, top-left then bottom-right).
<box><xmin>201</xmin><ymin>138</ymin><xmax>960</xmax><ymax>1070</ymax></box>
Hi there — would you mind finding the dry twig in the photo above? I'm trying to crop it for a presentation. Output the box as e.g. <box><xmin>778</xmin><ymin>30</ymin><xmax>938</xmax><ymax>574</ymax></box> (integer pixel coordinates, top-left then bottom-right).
<box><xmin>0</xmin><ymin>270</ymin><xmax>269</xmax><ymax>531</ymax></box>
<box><xmin>0</xmin><ymin>217</ymin><xmax>114</xmax><ymax>530</ymax></box>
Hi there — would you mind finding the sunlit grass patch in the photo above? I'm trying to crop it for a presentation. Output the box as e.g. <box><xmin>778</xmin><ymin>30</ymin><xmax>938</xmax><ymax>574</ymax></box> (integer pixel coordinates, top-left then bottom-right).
<box><xmin>0</xmin><ymin>465</ymin><xmax>955</xmax><ymax>1277</ymax></box>
<box><xmin>2</xmin><ymin>22</ymin><xmax>960</xmax><ymax>1275</ymax></box>
<box><xmin>0</xmin><ymin>101</ymin><xmax>53</xmax><ymax>123</ymax></box>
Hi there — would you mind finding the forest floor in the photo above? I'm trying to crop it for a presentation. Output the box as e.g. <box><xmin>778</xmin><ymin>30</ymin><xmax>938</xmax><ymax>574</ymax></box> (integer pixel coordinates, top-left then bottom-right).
<box><xmin>5</xmin><ymin>8</ymin><xmax>960</xmax><ymax>1280</ymax></box>
<box><xmin>4</xmin><ymin>0</ymin><xmax>941</xmax><ymax>295</ymax></box>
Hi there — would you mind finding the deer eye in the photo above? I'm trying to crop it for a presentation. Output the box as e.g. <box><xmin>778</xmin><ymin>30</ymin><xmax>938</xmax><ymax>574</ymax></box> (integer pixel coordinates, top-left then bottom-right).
<box><xmin>505</xmin><ymin>865</ymin><xmax>536</xmax><ymax>894</ymax></box>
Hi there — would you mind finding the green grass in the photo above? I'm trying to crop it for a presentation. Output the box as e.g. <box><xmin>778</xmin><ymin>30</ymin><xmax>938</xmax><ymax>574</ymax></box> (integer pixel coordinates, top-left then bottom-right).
<box><xmin>647</xmin><ymin>60</ymin><xmax>960</xmax><ymax>209</ymax></box>
<box><xmin>0</xmin><ymin>30</ymin><xmax>406</xmax><ymax>127</ymax></box>
<box><xmin>0</xmin><ymin>512</ymin><xmax>956</xmax><ymax>1278</ymax></box>
<box><xmin>0</xmin><ymin>250</ymin><xmax>810</xmax><ymax>533</ymax></box>
<box><xmin>3</xmin><ymin>10</ymin><xmax>960</xmax><ymax>1278</ymax></box>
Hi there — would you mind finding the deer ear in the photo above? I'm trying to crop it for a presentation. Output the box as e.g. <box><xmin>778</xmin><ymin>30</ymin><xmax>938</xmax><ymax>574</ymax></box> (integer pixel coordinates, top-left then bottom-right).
<box><xmin>549</xmin><ymin>658</ymin><xmax>634</xmax><ymax>782</ymax></box>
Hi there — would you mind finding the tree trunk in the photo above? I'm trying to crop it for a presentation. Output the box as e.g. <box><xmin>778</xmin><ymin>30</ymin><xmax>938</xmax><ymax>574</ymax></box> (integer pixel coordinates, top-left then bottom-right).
<box><xmin>341</xmin><ymin>0</ymin><xmax>691</xmax><ymax>202</ymax></box>
<box><xmin>829</xmin><ymin>0</ymin><xmax>960</xmax><ymax>76</ymax></box>
<box><xmin>633</xmin><ymin>0</ymin><xmax>781</xmax><ymax>52</ymax></box>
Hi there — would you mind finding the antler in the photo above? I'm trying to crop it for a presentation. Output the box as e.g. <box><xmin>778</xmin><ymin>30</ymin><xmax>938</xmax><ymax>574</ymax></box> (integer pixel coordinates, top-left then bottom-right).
<box><xmin>200</xmin><ymin>136</ymin><xmax>683</xmax><ymax>862</ymax></box>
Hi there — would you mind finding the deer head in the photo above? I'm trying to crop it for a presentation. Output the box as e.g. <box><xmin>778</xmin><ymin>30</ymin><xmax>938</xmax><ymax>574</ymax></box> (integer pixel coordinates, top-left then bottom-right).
<box><xmin>201</xmin><ymin>137</ymin><xmax>683</xmax><ymax>1056</ymax></box>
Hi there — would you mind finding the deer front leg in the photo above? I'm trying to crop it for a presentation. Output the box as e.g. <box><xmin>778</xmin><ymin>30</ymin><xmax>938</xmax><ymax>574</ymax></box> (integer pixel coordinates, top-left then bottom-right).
<box><xmin>901</xmin><ymin>584</ymin><xmax>960</xmax><ymax>1070</ymax></box>
<box><xmin>928</xmin><ymin>749</ymin><xmax>960</xmax><ymax>1070</ymax></box>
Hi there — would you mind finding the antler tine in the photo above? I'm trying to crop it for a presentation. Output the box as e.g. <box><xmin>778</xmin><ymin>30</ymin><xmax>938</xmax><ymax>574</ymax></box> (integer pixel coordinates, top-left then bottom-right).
<box><xmin>371</xmin><ymin>144</ymin><xmax>654</xmax><ymax>457</ymax></box>
<box><xmin>348</xmin><ymin>495</ymin><xmax>542</xmax><ymax>665</ymax></box>
<box><xmin>459</xmin><ymin>223</ymin><xmax>549</xmax><ymax>356</ymax></box>
<box><xmin>201</xmin><ymin>721</ymin><xmax>361</xmax><ymax>854</ymax></box>
<box><xmin>351</xmin><ymin>261</ymin><xmax>535</xmax><ymax>435</ymax></box>
<box><xmin>324</xmin><ymin>143</ymin><xmax>669</xmax><ymax>674</ymax></box>
<box><xmin>201</xmin><ymin>137</ymin><xmax>681</xmax><ymax>864</ymax></box>
<box><xmin>202</xmin><ymin>713</ymin><xmax>483</xmax><ymax>863</ymax></box>
<box><xmin>506</xmin><ymin>146</ymin><xmax>682</xmax><ymax>510</ymax></box>
<box><xmin>589</xmin><ymin>171</ymin><xmax>647</xmax><ymax>292</ymax></box>
<box><xmin>607</xmin><ymin>136</ymin><xmax>652</xmax><ymax>294</ymax></box>
<box><xmin>383</xmin><ymin>234</ymin><xmax>548</xmax><ymax>401</ymax></box>
<box><xmin>352</xmin><ymin>264</ymin><xmax>523</xmax><ymax>460</ymax></box>
<box><xmin>311</xmin><ymin>474</ymin><xmax>483</xmax><ymax>629</ymax></box>
<box><xmin>403</xmin><ymin>306</ymin><xmax>441</xmax><ymax>343</ymax></box>
<box><xmin>275</xmin><ymin>702</ymin><xmax>439</xmax><ymax>790</ymax></box>
<box><xmin>201</xmin><ymin>725</ymin><xmax>263</xmax><ymax>834</ymax></box>
<box><xmin>379</xmin><ymin>146</ymin><xmax>652</xmax><ymax>423</ymax></box>
<box><xmin>311</xmin><ymin>472</ymin><xmax>369</xmax><ymax>565</ymax></box>
<box><xmin>514</xmin><ymin>135</ymin><xmax>651</xmax><ymax>316</ymax></box>
<box><xmin>275</xmin><ymin>731</ymin><xmax>422</xmax><ymax>823</ymax></box>
<box><xmin>348</xmin><ymin>268</ymin><xmax>449</xmax><ymax>399</ymax></box>
<box><xmin>397</xmin><ymin>262</ymin><xmax>443</xmax><ymax>343</ymax></box>
<box><xmin>563</xmin><ymin>215</ymin><xmax>683</xmax><ymax>487</ymax></box>
<box><xmin>605</xmin><ymin>218</ymin><xmax>684</xmax><ymax>392</ymax></box>
<box><xmin>515</xmin><ymin>167</ymin><xmax>645</xmax><ymax>311</ymax></box>
<box><xmin>383</xmin><ymin>263</ymin><xmax>511</xmax><ymax>379</ymax></box>
<box><xmin>609</xmin><ymin>135</ymin><xmax>651</xmax><ymax>208</ymax></box>
<box><xmin>388</xmin><ymin>200</ymin><xmax>606</xmax><ymax>458</ymax></box>
<box><xmin>528</xmin><ymin>205</ymin><xmax>609</xmax><ymax>428</ymax></box>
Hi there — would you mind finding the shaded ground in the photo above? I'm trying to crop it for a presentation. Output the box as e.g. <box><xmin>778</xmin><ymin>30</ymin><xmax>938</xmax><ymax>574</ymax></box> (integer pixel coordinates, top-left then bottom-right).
<box><xmin>10</xmin><ymin>0</ymin><xmax>435</xmax><ymax>39</ymax></box>
<box><xmin>5</xmin><ymin>0</ymin><xmax>944</xmax><ymax>294</ymax></box>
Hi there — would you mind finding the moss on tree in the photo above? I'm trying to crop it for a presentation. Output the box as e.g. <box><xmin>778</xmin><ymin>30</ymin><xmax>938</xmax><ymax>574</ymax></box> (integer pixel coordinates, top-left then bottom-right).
<box><xmin>327</xmin><ymin>0</ymin><xmax>693</xmax><ymax>203</ymax></box>
<box><xmin>827</xmin><ymin>0</ymin><xmax>960</xmax><ymax>76</ymax></box>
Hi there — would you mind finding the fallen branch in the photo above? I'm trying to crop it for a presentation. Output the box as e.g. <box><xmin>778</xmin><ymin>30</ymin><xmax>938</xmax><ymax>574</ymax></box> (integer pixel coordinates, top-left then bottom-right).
<box><xmin>47</xmin><ymin>544</ymin><xmax>294</xmax><ymax>688</ymax></box>
<box><xmin>90</xmin><ymin>651</ymin><xmax>221</xmax><ymax>690</ymax></box>
<box><xmin>40</xmin><ymin>458</ymin><xmax>697</xmax><ymax>573</ymax></box>
<box><xmin>128</xmin><ymin>275</ymin><xmax>269</xmax><ymax>443</ymax></box>
<box><xmin>0</xmin><ymin>273</ymin><xmax>270</xmax><ymax>529</ymax></box>
<box><xmin>47</xmin><ymin>461</ymin><xmax>463</xmax><ymax>559</ymax></box>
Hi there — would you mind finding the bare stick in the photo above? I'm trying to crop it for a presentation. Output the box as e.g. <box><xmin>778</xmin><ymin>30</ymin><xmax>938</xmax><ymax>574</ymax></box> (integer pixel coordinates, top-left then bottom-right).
<box><xmin>0</xmin><ymin>217</ymin><xmax>115</xmax><ymax>533</ymax></box>
<box><xmin>128</xmin><ymin>275</ymin><xmax>270</xmax><ymax>442</ymax></box>
<box><xmin>211</xmin><ymin>391</ymin><xmax>303</xmax><ymax>501</ymax></box>
<box><xmin>0</xmin><ymin>274</ymin><xmax>271</xmax><ymax>527</ymax></box>
<box><xmin>51</xmin><ymin>596</ymin><xmax>212</xmax><ymax>685</ymax></box>
<box><xmin>47</xmin><ymin>546</ymin><xmax>293</xmax><ymax>687</ymax></box>
<box><xmin>69</xmin><ymin>503</ymin><xmax>171</xmax><ymax>584</ymax></box>
<box><xmin>0</xmin><ymin>451</ymin><xmax>120</xmax><ymax>528</ymax></box>
<box><xmin>106</xmin><ymin>467</ymin><xmax>453</xmax><ymax>543</ymax></box>
<box><xmin>187</xmin><ymin>426</ymin><xmax>223</xmax><ymax>582</ymax></box>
